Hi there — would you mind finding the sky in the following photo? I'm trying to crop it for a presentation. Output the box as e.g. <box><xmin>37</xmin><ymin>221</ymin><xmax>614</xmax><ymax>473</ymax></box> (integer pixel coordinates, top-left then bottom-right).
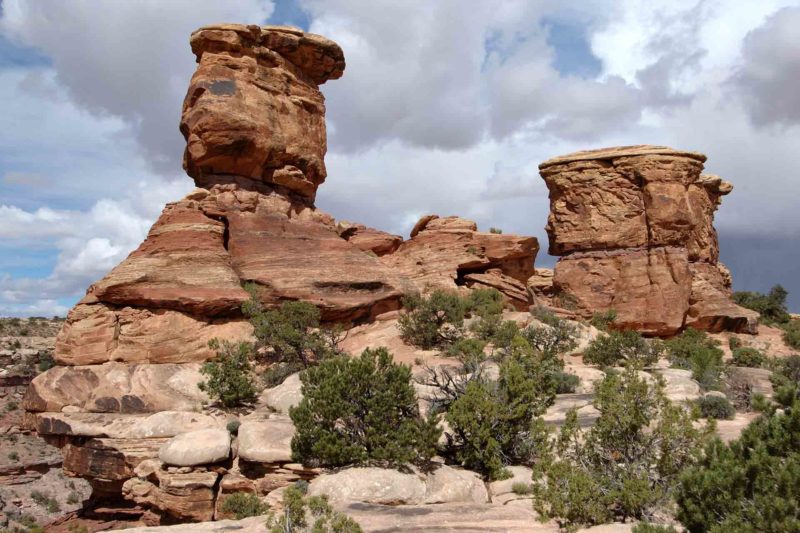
<box><xmin>0</xmin><ymin>0</ymin><xmax>799</xmax><ymax>317</ymax></box>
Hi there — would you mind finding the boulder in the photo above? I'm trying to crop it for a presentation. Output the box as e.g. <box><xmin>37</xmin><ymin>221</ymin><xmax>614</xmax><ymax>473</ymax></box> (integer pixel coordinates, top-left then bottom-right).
<box><xmin>337</xmin><ymin>221</ymin><xmax>403</xmax><ymax>256</ymax></box>
<box><xmin>540</xmin><ymin>145</ymin><xmax>757</xmax><ymax>336</ymax></box>
<box><xmin>260</xmin><ymin>373</ymin><xmax>302</xmax><ymax>415</ymax></box>
<box><xmin>308</xmin><ymin>467</ymin><xmax>426</xmax><ymax>505</ymax></box>
<box><xmin>237</xmin><ymin>414</ymin><xmax>295</xmax><ymax>464</ymax></box>
<box><xmin>423</xmin><ymin>465</ymin><xmax>488</xmax><ymax>504</ymax></box>
<box><xmin>158</xmin><ymin>429</ymin><xmax>231</xmax><ymax>467</ymax></box>
<box><xmin>24</xmin><ymin>362</ymin><xmax>207</xmax><ymax>414</ymax></box>
<box><xmin>652</xmin><ymin>368</ymin><xmax>700</xmax><ymax>402</ymax></box>
<box><xmin>123</xmin><ymin>469</ymin><xmax>219</xmax><ymax>522</ymax></box>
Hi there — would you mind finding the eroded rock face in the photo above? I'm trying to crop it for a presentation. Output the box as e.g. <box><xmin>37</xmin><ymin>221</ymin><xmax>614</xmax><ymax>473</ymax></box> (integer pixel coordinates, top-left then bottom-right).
<box><xmin>182</xmin><ymin>25</ymin><xmax>344</xmax><ymax>202</ymax></box>
<box><xmin>540</xmin><ymin>145</ymin><xmax>758</xmax><ymax>336</ymax></box>
<box><xmin>382</xmin><ymin>215</ymin><xmax>538</xmax><ymax>309</ymax></box>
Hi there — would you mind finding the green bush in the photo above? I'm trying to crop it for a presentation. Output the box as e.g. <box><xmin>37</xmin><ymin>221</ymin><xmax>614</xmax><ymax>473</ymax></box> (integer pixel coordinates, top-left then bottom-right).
<box><xmin>30</xmin><ymin>490</ymin><xmax>60</xmax><ymax>513</ymax></box>
<box><xmin>37</xmin><ymin>352</ymin><xmax>55</xmax><ymax>372</ymax></box>
<box><xmin>733</xmin><ymin>284</ymin><xmax>790</xmax><ymax>325</ymax></box>
<box><xmin>676</xmin><ymin>400</ymin><xmax>800</xmax><ymax>532</ymax></box>
<box><xmin>267</xmin><ymin>484</ymin><xmax>362</xmax><ymax>532</ymax></box>
<box><xmin>696</xmin><ymin>394</ymin><xmax>735</xmax><ymax>420</ymax></box>
<box><xmin>220</xmin><ymin>492</ymin><xmax>269</xmax><ymax>519</ymax></box>
<box><xmin>553</xmin><ymin>371</ymin><xmax>580</xmax><ymax>394</ymax></box>
<box><xmin>198</xmin><ymin>340</ymin><xmax>258</xmax><ymax>408</ymax></box>
<box><xmin>782</xmin><ymin>319</ymin><xmax>800</xmax><ymax>350</ymax></box>
<box><xmin>730</xmin><ymin>347</ymin><xmax>766</xmax><ymax>368</ymax></box>
<box><xmin>664</xmin><ymin>329</ymin><xmax>724</xmax><ymax>390</ymax></box>
<box><xmin>771</xmin><ymin>354</ymin><xmax>800</xmax><ymax>406</ymax></box>
<box><xmin>243</xmin><ymin>288</ymin><xmax>341</xmax><ymax>368</ymax></box>
<box><xmin>466</xmin><ymin>287</ymin><xmax>505</xmax><ymax>317</ymax></box>
<box><xmin>418</xmin><ymin>338</ymin><xmax>490</xmax><ymax>412</ymax></box>
<box><xmin>728</xmin><ymin>335</ymin><xmax>741</xmax><ymax>350</ymax></box>
<box><xmin>226</xmin><ymin>420</ymin><xmax>241</xmax><ymax>435</ymax></box>
<box><xmin>589</xmin><ymin>309</ymin><xmax>617</xmax><ymax>332</ymax></box>
<box><xmin>532</xmin><ymin>366</ymin><xmax>706</xmax><ymax>529</ymax></box>
<box><xmin>520</xmin><ymin>314</ymin><xmax>578</xmax><ymax>359</ymax></box>
<box><xmin>583</xmin><ymin>330</ymin><xmax>662</xmax><ymax>368</ymax></box>
<box><xmin>631</xmin><ymin>525</ymin><xmax>677</xmax><ymax>533</ymax></box>
<box><xmin>446</xmin><ymin>337</ymin><xmax>557</xmax><ymax>480</ymax></box>
<box><xmin>511</xmin><ymin>481</ymin><xmax>534</xmax><ymax>495</ymax></box>
<box><xmin>399</xmin><ymin>290</ymin><xmax>469</xmax><ymax>349</ymax></box>
<box><xmin>489</xmin><ymin>227</ymin><xmax>503</xmax><ymax>234</ymax></box>
<box><xmin>290</xmin><ymin>348</ymin><xmax>439</xmax><ymax>468</ymax></box>
<box><xmin>66</xmin><ymin>491</ymin><xmax>81</xmax><ymax>505</ymax></box>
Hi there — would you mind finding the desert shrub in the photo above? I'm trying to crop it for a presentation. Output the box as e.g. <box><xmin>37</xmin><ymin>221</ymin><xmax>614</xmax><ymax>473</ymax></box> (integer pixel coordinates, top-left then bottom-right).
<box><xmin>290</xmin><ymin>348</ymin><xmax>439</xmax><ymax>468</ymax></box>
<box><xmin>399</xmin><ymin>290</ymin><xmax>469</xmax><ymax>349</ymax></box>
<box><xmin>418</xmin><ymin>338</ymin><xmax>490</xmax><ymax>413</ymax></box>
<box><xmin>553</xmin><ymin>291</ymin><xmax>578</xmax><ymax>311</ymax></box>
<box><xmin>676</xmin><ymin>399</ymin><xmax>800</xmax><ymax>532</ymax></box>
<box><xmin>664</xmin><ymin>329</ymin><xmax>724</xmax><ymax>390</ymax></box>
<box><xmin>589</xmin><ymin>309</ymin><xmax>617</xmax><ymax>332</ymax></box>
<box><xmin>221</xmin><ymin>492</ymin><xmax>269</xmax><ymax>519</ymax></box>
<box><xmin>728</xmin><ymin>335</ymin><xmax>741</xmax><ymax>350</ymax></box>
<box><xmin>262</xmin><ymin>361</ymin><xmax>304</xmax><ymax>388</ymax></box>
<box><xmin>243</xmin><ymin>288</ymin><xmax>342</xmax><ymax>368</ymax></box>
<box><xmin>37</xmin><ymin>352</ymin><xmax>55</xmax><ymax>372</ymax></box>
<box><xmin>11</xmin><ymin>339</ymin><xmax>21</xmax><ymax>350</ymax></box>
<box><xmin>226</xmin><ymin>420</ymin><xmax>241</xmax><ymax>435</ymax></box>
<box><xmin>770</xmin><ymin>354</ymin><xmax>800</xmax><ymax>406</ymax></box>
<box><xmin>489</xmin><ymin>227</ymin><xmax>503</xmax><ymax>234</ymax></box>
<box><xmin>696</xmin><ymin>394</ymin><xmax>735</xmax><ymax>420</ymax></box>
<box><xmin>466</xmin><ymin>287</ymin><xmax>505</xmax><ymax>317</ymax></box>
<box><xmin>30</xmin><ymin>490</ymin><xmax>60</xmax><ymax>513</ymax></box>
<box><xmin>532</xmin><ymin>366</ymin><xmax>707</xmax><ymax>529</ymax></box>
<box><xmin>446</xmin><ymin>337</ymin><xmax>557</xmax><ymax>480</ymax></box>
<box><xmin>730</xmin><ymin>347</ymin><xmax>766</xmax><ymax>368</ymax></box>
<box><xmin>267</xmin><ymin>483</ymin><xmax>363</xmax><ymax>533</ymax></box>
<box><xmin>471</xmin><ymin>314</ymin><xmax>519</xmax><ymax>349</ymax></box>
<box><xmin>511</xmin><ymin>481</ymin><xmax>534</xmax><ymax>495</ymax></box>
<box><xmin>583</xmin><ymin>330</ymin><xmax>662</xmax><ymax>368</ymax></box>
<box><xmin>198</xmin><ymin>340</ymin><xmax>258</xmax><ymax>408</ymax></box>
<box><xmin>782</xmin><ymin>319</ymin><xmax>800</xmax><ymax>350</ymax></box>
<box><xmin>8</xmin><ymin>452</ymin><xmax>18</xmax><ymax>461</ymax></box>
<box><xmin>733</xmin><ymin>284</ymin><xmax>790</xmax><ymax>325</ymax></box>
<box><xmin>66</xmin><ymin>491</ymin><xmax>81</xmax><ymax>505</ymax></box>
<box><xmin>632</xmin><ymin>525</ymin><xmax>677</xmax><ymax>533</ymax></box>
<box><xmin>553</xmin><ymin>371</ymin><xmax>580</xmax><ymax>394</ymax></box>
<box><xmin>520</xmin><ymin>314</ymin><xmax>578</xmax><ymax>360</ymax></box>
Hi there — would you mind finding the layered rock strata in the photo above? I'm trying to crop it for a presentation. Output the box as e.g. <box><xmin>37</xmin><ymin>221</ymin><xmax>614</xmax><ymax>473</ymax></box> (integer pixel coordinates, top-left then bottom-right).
<box><xmin>540</xmin><ymin>145</ymin><xmax>758</xmax><ymax>336</ymax></box>
<box><xmin>382</xmin><ymin>215</ymin><xmax>539</xmax><ymax>310</ymax></box>
<box><xmin>22</xmin><ymin>24</ymin><xmax>405</xmax><ymax>512</ymax></box>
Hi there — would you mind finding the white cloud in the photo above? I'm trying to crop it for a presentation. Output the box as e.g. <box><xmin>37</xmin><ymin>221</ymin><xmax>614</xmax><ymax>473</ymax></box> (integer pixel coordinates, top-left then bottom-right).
<box><xmin>0</xmin><ymin>0</ymin><xmax>274</xmax><ymax>174</ymax></box>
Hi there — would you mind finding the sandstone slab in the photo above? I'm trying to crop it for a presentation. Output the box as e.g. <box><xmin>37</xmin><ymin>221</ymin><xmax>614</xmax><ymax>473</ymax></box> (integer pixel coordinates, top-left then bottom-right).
<box><xmin>238</xmin><ymin>414</ymin><xmax>295</xmax><ymax>464</ymax></box>
<box><xmin>159</xmin><ymin>429</ymin><xmax>230</xmax><ymax>467</ymax></box>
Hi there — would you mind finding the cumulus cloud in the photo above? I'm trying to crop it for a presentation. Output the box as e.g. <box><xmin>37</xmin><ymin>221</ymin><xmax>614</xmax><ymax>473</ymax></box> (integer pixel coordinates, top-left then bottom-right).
<box><xmin>0</xmin><ymin>0</ymin><xmax>274</xmax><ymax>175</ymax></box>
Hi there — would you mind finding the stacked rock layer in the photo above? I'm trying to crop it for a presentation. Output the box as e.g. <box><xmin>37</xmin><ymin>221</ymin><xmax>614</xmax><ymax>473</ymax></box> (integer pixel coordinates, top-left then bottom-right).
<box><xmin>22</xmin><ymin>24</ymin><xmax>540</xmax><ymax>514</ymax></box>
<box><xmin>540</xmin><ymin>145</ymin><xmax>758</xmax><ymax>336</ymax></box>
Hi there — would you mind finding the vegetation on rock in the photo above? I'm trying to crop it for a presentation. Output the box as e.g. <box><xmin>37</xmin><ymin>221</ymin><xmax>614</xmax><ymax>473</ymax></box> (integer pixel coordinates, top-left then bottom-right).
<box><xmin>533</xmin><ymin>366</ymin><xmax>707</xmax><ymax>529</ymax></box>
<box><xmin>733</xmin><ymin>284</ymin><xmax>790</xmax><ymax>325</ymax></box>
<box><xmin>676</xmin><ymin>396</ymin><xmax>800</xmax><ymax>532</ymax></box>
<box><xmin>267</xmin><ymin>483</ymin><xmax>362</xmax><ymax>533</ymax></box>
<box><xmin>583</xmin><ymin>330</ymin><xmax>662</xmax><ymax>368</ymax></box>
<box><xmin>730</xmin><ymin>346</ymin><xmax>766</xmax><ymax>368</ymax></box>
<box><xmin>290</xmin><ymin>348</ymin><xmax>439</xmax><ymax>468</ymax></box>
<box><xmin>664</xmin><ymin>329</ymin><xmax>724</xmax><ymax>390</ymax></box>
<box><xmin>198</xmin><ymin>340</ymin><xmax>258</xmax><ymax>408</ymax></box>
<box><xmin>695</xmin><ymin>395</ymin><xmax>735</xmax><ymax>420</ymax></box>
<box><xmin>220</xmin><ymin>492</ymin><xmax>269</xmax><ymax>519</ymax></box>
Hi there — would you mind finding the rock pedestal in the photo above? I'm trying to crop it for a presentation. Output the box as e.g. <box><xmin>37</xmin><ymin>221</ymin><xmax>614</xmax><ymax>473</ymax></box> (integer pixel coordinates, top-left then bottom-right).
<box><xmin>539</xmin><ymin>145</ymin><xmax>758</xmax><ymax>336</ymax></box>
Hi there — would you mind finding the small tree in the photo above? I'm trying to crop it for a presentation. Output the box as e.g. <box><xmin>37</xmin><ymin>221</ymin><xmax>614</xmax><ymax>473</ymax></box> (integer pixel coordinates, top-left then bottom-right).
<box><xmin>267</xmin><ymin>483</ymin><xmax>362</xmax><ymax>533</ymax></box>
<box><xmin>399</xmin><ymin>290</ymin><xmax>469</xmax><ymax>349</ymax></box>
<box><xmin>664</xmin><ymin>329</ymin><xmax>724</xmax><ymax>390</ymax></box>
<box><xmin>220</xmin><ymin>492</ymin><xmax>269</xmax><ymax>519</ymax></box>
<box><xmin>533</xmin><ymin>366</ymin><xmax>707</xmax><ymax>529</ymax></box>
<box><xmin>589</xmin><ymin>309</ymin><xmax>617</xmax><ymax>332</ymax></box>
<box><xmin>290</xmin><ymin>348</ymin><xmax>439</xmax><ymax>468</ymax></box>
<box><xmin>199</xmin><ymin>340</ymin><xmax>258</xmax><ymax>408</ymax></box>
<box><xmin>782</xmin><ymin>319</ymin><xmax>800</xmax><ymax>350</ymax></box>
<box><xmin>733</xmin><ymin>284</ymin><xmax>790</xmax><ymax>325</ymax></box>
<box><xmin>676</xmin><ymin>400</ymin><xmax>800</xmax><ymax>532</ymax></box>
<box><xmin>520</xmin><ymin>315</ymin><xmax>578</xmax><ymax>360</ymax></box>
<box><xmin>730</xmin><ymin>347</ymin><xmax>766</xmax><ymax>368</ymax></box>
<box><xmin>583</xmin><ymin>330</ymin><xmax>662</xmax><ymax>368</ymax></box>
<box><xmin>446</xmin><ymin>337</ymin><xmax>558</xmax><ymax>480</ymax></box>
<box><xmin>696</xmin><ymin>395</ymin><xmax>735</xmax><ymax>420</ymax></box>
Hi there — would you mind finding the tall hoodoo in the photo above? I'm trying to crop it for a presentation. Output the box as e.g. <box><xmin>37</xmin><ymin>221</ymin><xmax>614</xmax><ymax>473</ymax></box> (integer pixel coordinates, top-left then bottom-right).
<box><xmin>540</xmin><ymin>145</ymin><xmax>758</xmax><ymax>336</ymax></box>
<box><xmin>22</xmin><ymin>25</ymin><xmax>407</xmax><ymax>511</ymax></box>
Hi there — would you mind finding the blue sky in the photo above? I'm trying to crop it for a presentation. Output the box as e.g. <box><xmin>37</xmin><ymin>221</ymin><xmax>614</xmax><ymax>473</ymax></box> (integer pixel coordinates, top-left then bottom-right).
<box><xmin>1</xmin><ymin>0</ymin><xmax>800</xmax><ymax>316</ymax></box>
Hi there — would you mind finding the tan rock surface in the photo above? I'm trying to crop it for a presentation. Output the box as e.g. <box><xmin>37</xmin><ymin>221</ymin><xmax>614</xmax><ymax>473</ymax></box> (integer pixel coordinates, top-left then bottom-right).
<box><xmin>159</xmin><ymin>429</ymin><xmax>231</xmax><ymax>467</ymax></box>
<box><xmin>237</xmin><ymin>414</ymin><xmax>295</xmax><ymax>464</ymax></box>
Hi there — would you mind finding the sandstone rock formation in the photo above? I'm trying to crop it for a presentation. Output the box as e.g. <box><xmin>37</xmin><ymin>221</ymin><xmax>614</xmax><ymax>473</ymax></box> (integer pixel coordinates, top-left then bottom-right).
<box><xmin>382</xmin><ymin>215</ymin><xmax>539</xmax><ymax>309</ymax></box>
<box><xmin>22</xmin><ymin>24</ymin><xmax>406</xmax><ymax>516</ymax></box>
<box><xmin>539</xmin><ymin>146</ymin><xmax>758</xmax><ymax>336</ymax></box>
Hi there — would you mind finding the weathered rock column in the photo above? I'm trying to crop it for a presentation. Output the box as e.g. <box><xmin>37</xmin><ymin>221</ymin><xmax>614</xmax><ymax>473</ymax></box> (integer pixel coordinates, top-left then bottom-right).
<box><xmin>539</xmin><ymin>145</ymin><xmax>757</xmax><ymax>336</ymax></box>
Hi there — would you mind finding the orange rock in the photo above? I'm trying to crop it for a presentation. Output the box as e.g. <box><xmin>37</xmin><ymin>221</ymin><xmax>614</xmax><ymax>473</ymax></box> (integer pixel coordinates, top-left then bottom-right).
<box><xmin>382</xmin><ymin>215</ymin><xmax>538</xmax><ymax>307</ymax></box>
<box><xmin>337</xmin><ymin>221</ymin><xmax>403</xmax><ymax>256</ymax></box>
<box><xmin>540</xmin><ymin>145</ymin><xmax>755</xmax><ymax>336</ymax></box>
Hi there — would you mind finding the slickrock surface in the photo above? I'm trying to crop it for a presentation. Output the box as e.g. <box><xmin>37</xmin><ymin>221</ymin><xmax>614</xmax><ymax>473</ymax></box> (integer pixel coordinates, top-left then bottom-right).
<box><xmin>382</xmin><ymin>215</ymin><xmax>539</xmax><ymax>309</ymax></box>
<box><xmin>540</xmin><ymin>145</ymin><xmax>758</xmax><ymax>336</ymax></box>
